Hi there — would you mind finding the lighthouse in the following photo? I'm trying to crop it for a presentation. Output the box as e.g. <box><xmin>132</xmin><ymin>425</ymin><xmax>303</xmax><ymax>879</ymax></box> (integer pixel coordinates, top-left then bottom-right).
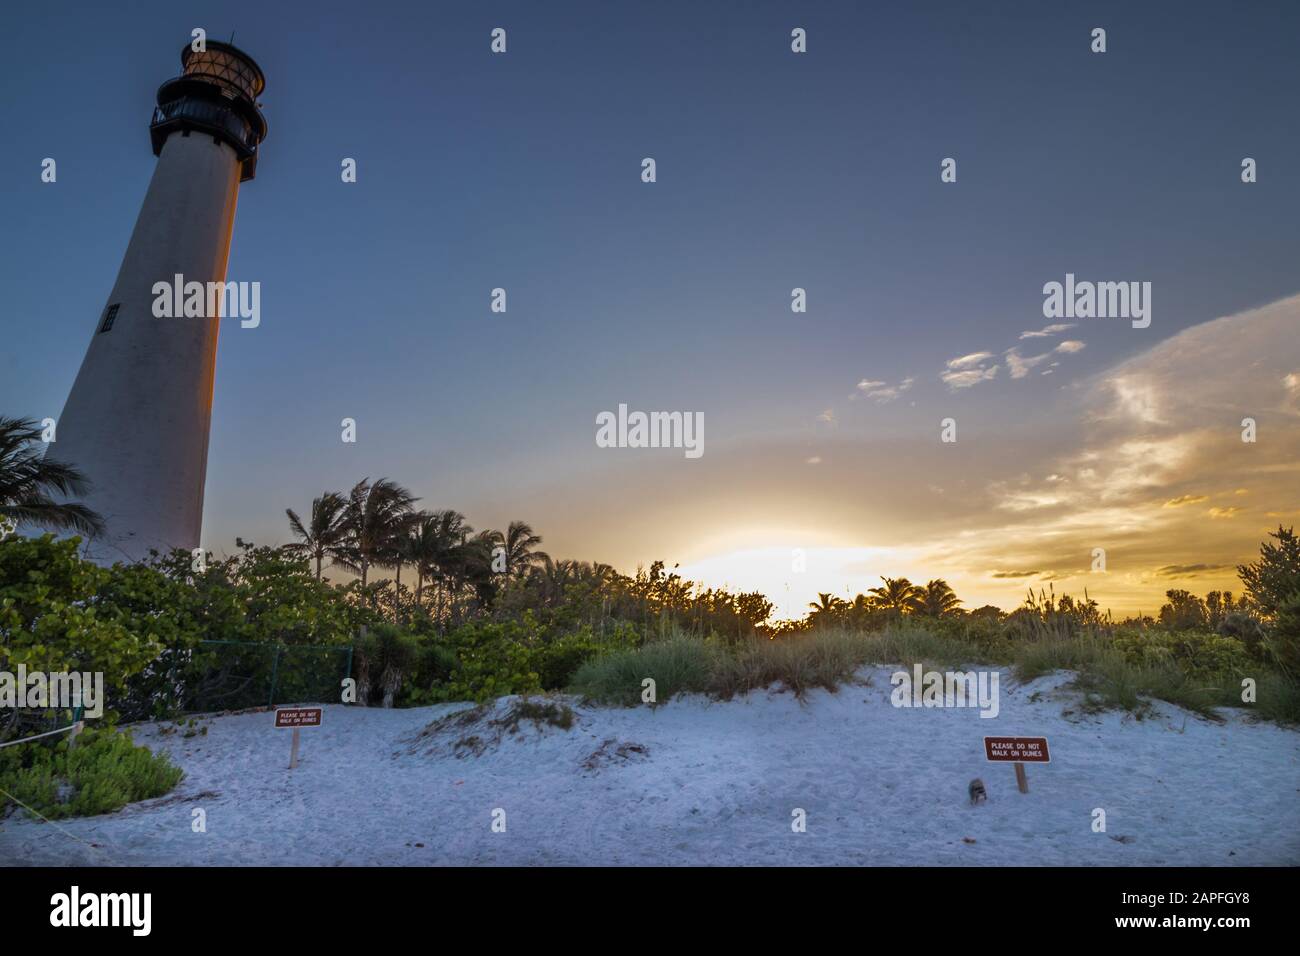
<box><xmin>50</xmin><ymin>40</ymin><xmax>267</xmax><ymax>563</ymax></box>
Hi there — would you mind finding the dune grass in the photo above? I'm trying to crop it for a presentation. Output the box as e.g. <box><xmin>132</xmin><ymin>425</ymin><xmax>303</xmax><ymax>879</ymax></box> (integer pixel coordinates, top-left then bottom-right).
<box><xmin>1252</xmin><ymin>672</ymin><xmax>1300</xmax><ymax>723</ymax></box>
<box><xmin>569</xmin><ymin>635</ymin><xmax>719</xmax><ymax>706</ymax></box>
<box><xmin>571</xmin><ymin>624</ymin><xmax>985</xmax><ymax>705</ymax></box>
<box><xmin>568</xmin><ymin>622</ymin><xmax>1300</xmax><ymax>724</ymax></box>
<box><xmin>1009</xmin><ymin>633</ymin><xmax>1300</xmax><ymax>720</ymax></box>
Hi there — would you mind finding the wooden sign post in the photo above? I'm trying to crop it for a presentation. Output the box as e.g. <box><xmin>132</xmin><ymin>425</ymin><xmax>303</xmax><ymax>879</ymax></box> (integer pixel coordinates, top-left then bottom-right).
<box><xmin>275</xmin><ymin>707</ymin><xmax>322</xmax><ymax>769</ymax></box>
<box><xmin>984</xmin><ymin>736</ymin><xmax>1050</xmax><ymax>794</ymax></box>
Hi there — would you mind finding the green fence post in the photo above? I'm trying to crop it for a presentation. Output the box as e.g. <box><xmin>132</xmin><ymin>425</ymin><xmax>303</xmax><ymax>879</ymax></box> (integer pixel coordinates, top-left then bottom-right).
<box><xmin>344</xmin><ymin>645</ymin><xmax>354</xmax><ymax>705</ymax></box>
<box><xmin>268</xmin><ymin>645</ymin><xmax>282</xmax><ymax>708</ymax></box>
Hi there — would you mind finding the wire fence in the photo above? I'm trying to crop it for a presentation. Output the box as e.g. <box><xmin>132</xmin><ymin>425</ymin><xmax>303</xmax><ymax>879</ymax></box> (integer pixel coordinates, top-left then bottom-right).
<box><xmin>117</xmin><ymin>640</ymin><xmax>354</xmax><ymax>721</ymax></box>
<box><xmin>0</xmin><ymin>705</ymin><xmax>84</xmax><ymax>749</ymax></box>
<box><xmin>2</xmin><ymin>640</ymin><xmax>354</xmax><ymax>735</ymax></box>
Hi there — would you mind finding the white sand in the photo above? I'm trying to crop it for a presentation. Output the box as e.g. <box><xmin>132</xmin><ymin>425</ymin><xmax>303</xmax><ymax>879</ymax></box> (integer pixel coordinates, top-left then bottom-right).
<box><xmin>3</xmin><ymin>668</ymin><xmax>1298</xmax><ymax>866</ymax></box>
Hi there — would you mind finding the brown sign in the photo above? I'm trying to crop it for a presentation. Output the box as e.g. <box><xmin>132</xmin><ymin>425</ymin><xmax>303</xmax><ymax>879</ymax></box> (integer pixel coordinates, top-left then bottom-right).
<box><xmin>275</xmin><ymin>707</ymin><xmax>322</xmax><ymax>729</ymax></box>
<box><xmin>984</xmin><ymin>736</ymin><xmax>1050</xmax><ymax>763</ymax></box>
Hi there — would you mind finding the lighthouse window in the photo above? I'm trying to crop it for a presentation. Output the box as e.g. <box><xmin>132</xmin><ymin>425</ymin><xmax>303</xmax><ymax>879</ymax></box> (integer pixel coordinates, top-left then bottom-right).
<box><xmin>99</xmin><ymin>303</ymin><xmax>120</xmax><ymax>333</ymax></box>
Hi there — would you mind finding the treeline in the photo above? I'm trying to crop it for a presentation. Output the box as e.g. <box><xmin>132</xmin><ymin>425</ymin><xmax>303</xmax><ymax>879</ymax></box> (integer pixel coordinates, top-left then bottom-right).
<box><xmin>3</xmin><ymin>405</ymin><xmax>1298</xmax><ymax>716</ymax></box>
<box><xmin>803</xmin><ymin>576</ymin><xmax>1260</xmax><ymax>638</ymax></box>
<box><xmin>283</xmin><ymin>478</ymin><xmax>774</xmax><ymax>641</ymax></box>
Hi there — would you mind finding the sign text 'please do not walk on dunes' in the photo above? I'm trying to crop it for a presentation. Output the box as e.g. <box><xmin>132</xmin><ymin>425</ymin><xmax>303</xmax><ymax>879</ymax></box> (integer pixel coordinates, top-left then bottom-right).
<box><xmin>984</xmin><ymin>736</ymin><xmax>1050</xmax><ymax>794</ymax></box>
<box><xmin>275</xmin><ymin>707</ymin><xmax>322</xmax><ymax>768</ymax></box>
<box><xmin>983</xmin><ymin>736</ymin><xmax>1050</xmax><ymax>763</ymax></box>
<box><xmin>275</xmin><ymin>707</ymin><xmax>322</xmax><ymax>728</ymax></box>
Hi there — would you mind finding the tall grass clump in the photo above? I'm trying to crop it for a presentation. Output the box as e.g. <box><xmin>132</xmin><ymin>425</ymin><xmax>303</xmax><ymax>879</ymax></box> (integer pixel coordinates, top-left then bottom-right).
<box><xmin>864</xmin><ymin>622</ymin><xmax>985</xmax><ymax>669</ymax></box>
<box><xmin>566</xmin><ymin>616</ymin><xmax>1300</xmax><ymax>725</ymax></box>
<box><xmin>569</xmin><ymin>634</ymin><xmax>717</xmax><ymax>705</ymax></box>
<box><xmin>1013</xmin><ymin>633</ymin><xmax>1115</xmax><ymax>681</ymax></box>
<box><xmin>1012</xmin><ymin>630</ymin><xmax>1270</xmax><ymax>720</ymax></box>
<box><xmin>1070</xmin><ymin>660</ymin><xmax>1221</xmax><ymax>719</ymax></box>
<box><xmin>711</xmin><ymin>630</ymin><xmax>869</xmax><ymax>699</ymax></box>
<box><xmin>1253</xmin><ymin>673</ymin><xmax>1300</xmax><ymax>724</ymax></box>
<box><xmin>572</xmin><ymin>625</ymin><xmax>988</xmax><ymax>704</ymax></box>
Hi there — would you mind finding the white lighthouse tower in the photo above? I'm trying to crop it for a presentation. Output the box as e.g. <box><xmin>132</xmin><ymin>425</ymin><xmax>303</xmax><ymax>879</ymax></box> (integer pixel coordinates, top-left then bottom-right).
<box><xmin>50</xmin><ymin>40</ymin><xmax>267</xmax><ymax>563</ymax></box>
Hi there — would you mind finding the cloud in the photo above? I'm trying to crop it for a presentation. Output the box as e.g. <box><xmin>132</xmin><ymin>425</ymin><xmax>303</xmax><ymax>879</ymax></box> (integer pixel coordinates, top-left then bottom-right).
<box><xmin>946</xmin><ymin>352</ymin><xmax>995</xmax><ymax>370</ymax></box>
<box><xmin>856</xmin><ymin>376</ymin><xmax>915</xmax><ymax>403</ymax></box>
<box><xmin>1020</xmin><ymin>323</ymin><xmax>1076</xmax><ymax>339</ymax></box>
<box><xmin>1164</xmin><ymin>494</ymin><xmax>1208</xmax><ymax>507</ymax></box>
<box><xmin>1156</xmin><ymin>563</ymin><xmax>1233</xmax><ymax>577</ymax></box>
<box><xmin>1208</xmin><ymin>506</ymin><xmax>1243</xmax><ymax>519</ymax></box>
<box><xmin>993</xmin><ymin>487</ymin><xmax>1066</xmax><ymax>511</ymax></box>
<box><xmin>962</xmin><ymin>292</ymin><xmax>1300</xmax><ymax>608</ymax></box>
<box><xmin>1104</xmin><ymin>375</ymin><xmax>1164</xmax><ymax>425</ymax></box>
<box><xmin>941</xmin><ymin>353</ymin><xmax>999</xmax><ymax>389</ymax></box>
<box><xmin>941</xmin><ymin>365</ymin><xmax>999</xmax><ymax>389</ymax></box>
<box><xmin>1006</xmin><ymin>340</ymin><xmax>1087</xmax><ymax>380</ymax></box>
<box><xmin>655</xmin><ymin>293</ymin><xmax>1300</xmax><ymax>620</ymax></box>
<box><xmin>1005</xmin><ymin>348</ymin><xmax>1051</xmax><ymax>380</ymax></box>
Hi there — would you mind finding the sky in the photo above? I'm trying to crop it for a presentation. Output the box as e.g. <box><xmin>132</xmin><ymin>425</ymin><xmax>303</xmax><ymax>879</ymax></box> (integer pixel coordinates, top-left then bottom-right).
<box><xmin>3</xmin><ymin>0</ymin><xmax>1299</xmax><ymax>619</ymax></box>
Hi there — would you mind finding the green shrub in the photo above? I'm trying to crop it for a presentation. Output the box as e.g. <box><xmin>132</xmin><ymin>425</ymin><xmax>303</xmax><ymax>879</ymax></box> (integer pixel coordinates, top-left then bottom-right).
<box><xmin>417</xmin><ymin>621</ymin><xmax>543</xmax><ymax>703</ymax></box>
<box><xmin>570</xmin><ymin>635</ymin><xmax>717</xmax><ymax>705</ymax></box>
<box><xmin>0</xmin><ymin>727</ymin><xmax>182</xmax><ymax>820</ymax></box>
<box><xmin>1111</xmin><ymin>629</ymin><xmax>1254</xmax><ymax>681</ymax></box>
<box><xmin>0</xmin><ymin>536</ymin><xmax>173</xmax><ymax>726</ymax></box>
<box><xmin>922</xmin><ymin>615</ymin><xmax>1012</xmax><ymax>657</ymax></box>
<box><xmin>1218</xmin><ymin>611</ymin><xmax>1266</xmax><ymax>655</ymax></box>
<box><xmin>402</xmin><ymin>640</ymin><xmax>459</xmax><ymax>701</ymax></box>
<box><xmin>1265</xmin><ymin>593</ymin><xmax>1300</xmax><ymax>678</ymax></box>
<box><xmin>355</xmin><ymin>623</ymin><xmax>419</xmax><ymax>707</ymax></box>
<box><xmin>532</xmin><ymin>632</ymin><xmax>600</xmax><ymax>691</ymax></box>
<box><xmin>532</xmin><ymin>623</ymin><xmax>640</xmax><ymax>690</ymax></box>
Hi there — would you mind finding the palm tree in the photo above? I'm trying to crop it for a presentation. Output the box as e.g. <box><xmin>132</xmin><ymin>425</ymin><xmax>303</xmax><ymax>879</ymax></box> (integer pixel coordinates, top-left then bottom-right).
<box><xmin>422</xmin><ymin>509</ymin><xmax>473</xmax><ymax>621</ymax></box>
<box><xmin>918</xmin><ymin>579</ymin><xmax>963</xmax><ymax>618</ymax></box>
<box><xmin>534</xmin><ymin>556</ymin><xmax>578</xmax><ymax>606</ymax></box>
<box><xmin>844</xmin><ymin>593</ymin><xmax>875</xmax><ymax>627</ymax></box>
<box><xmin>383</xmin><ymin>510</ymin><xmax>422</xmax><ymax>592</ymax></box>
<box><xmin>0</xmin><ymin>416</ymin><xmax>104</xmax><ymax>537</ymax></box>
<box><xmin>809</xmin><ymin>593</ymin><xmax>839</xmax><ymax>614</ymax></box>
<box><xmin>461</xmin><ymin>529</ymin><xmax>504</xmax><ymax>610</ymax></box>
<box><xmin>393</xmin><ymin>513</ymin><xmax>428</xmax><ymax>599</ymax></box>
<box><xmin>807</xmin><ymin>592</ymin><xmax>848</xmax><ymax>626</ymax></box>
<box><xmin>499</xmin><ymin>520</ymin><xmax>549</xmax><ymax>579</ymax></box>
<box><xmin>284</xmin><ymin>492</ymin><xmax>349</xmax><ymax>579</ymax></box>
<box><xmin>867</xmin><ymin>577</ymin><xmax>924</xmax><ymax>616</ymax></box>
<box><xmin>573</xmin><ymin>561</ymin><xmax>616</xmax><ymax>589</ymax></box>
<box><xmin>402</xmin><ymin>512</ymin><xmax>443</xmax><ymax>606</ymax></box>
<box><xmin>335</xmin><ymin>478</ymin><xmax>418</xmax><ymax>590</ymax></box>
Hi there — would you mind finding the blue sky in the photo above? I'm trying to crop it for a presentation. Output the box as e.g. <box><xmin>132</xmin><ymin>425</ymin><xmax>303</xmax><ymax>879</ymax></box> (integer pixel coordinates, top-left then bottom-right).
<box><xmin>4</xmin><ymin>1</ymin><xmax>1298</xmax><ymax>615</ymax></box>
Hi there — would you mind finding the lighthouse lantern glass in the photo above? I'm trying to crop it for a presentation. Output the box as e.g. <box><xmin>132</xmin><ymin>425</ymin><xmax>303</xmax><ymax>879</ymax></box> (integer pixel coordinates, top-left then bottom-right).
<box><xmin>182</xmin><ymin>48</ymin><xmax>263</xmax><ymax>101</ymax></box>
